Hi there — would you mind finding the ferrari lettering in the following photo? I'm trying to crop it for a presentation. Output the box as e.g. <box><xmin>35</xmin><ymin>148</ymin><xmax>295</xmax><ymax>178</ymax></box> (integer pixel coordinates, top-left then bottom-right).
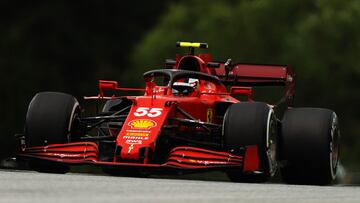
<box><xmin>134</xmin><ymin>107</ymin><xmax>163</xmax><ymax>117</ymax></box>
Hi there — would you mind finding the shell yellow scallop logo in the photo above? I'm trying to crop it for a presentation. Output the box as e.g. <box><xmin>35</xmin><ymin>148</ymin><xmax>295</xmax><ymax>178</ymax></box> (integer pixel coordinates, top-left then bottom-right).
<box><xmin>128</xmin><ymin>119</ymin><xmax>157</xmax><ymax>129</ymax></box>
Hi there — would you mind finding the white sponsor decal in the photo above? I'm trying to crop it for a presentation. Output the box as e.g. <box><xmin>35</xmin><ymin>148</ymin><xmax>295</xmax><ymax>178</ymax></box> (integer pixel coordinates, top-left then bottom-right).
<box><xmin>134</xmin><ymin>107</ymin><xmax>163</xmax><ymax>117</ymax></box>
<box><xmin>125</xmin><ymin>140</ymin><xmax>142</xmax><ymax>145</ymax></box>
<box><xmin>123</xmin><ymin>136</ymin><xmax>149</xmax><ymax>140</ymax></box>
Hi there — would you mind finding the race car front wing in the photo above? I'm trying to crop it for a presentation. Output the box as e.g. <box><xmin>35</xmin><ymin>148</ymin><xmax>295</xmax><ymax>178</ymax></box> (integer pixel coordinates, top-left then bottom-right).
<box><xmin>17</xmin><ymin>142</ymin><xmax>260</xmax><ymax>173</ymax></box>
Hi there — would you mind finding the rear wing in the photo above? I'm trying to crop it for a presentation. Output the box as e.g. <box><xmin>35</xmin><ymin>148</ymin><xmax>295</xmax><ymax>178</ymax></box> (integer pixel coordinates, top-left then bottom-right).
<box><xmin>167</xmin><ymin>42</ymin><xmax>295</xmax><ymax>106</ymax></box>
<box><xmin>209</xmin><ymin>63</ymin><xmax>295</xmax><ymax>106</ymax></box>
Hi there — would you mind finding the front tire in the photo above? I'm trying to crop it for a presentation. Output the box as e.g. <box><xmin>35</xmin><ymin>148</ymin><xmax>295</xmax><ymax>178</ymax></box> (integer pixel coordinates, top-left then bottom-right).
<box><xmin>223</xmin><ymin>102</ymin><xmax>278</xmax><ymax>182</ymax></box>
<box><xmin>25</xmin><ymin>92</ymin><xmax>79</xmax><ymax>174</ymax></box>
<box><xmin>25</xmin><ymin>92</ymin><xmax>80</xmax><ymax>147</ymax></box>
<box><xmin>280</xmin><ymin>108</ymin><xmax>340</xmax><ymax>185</ymax></box>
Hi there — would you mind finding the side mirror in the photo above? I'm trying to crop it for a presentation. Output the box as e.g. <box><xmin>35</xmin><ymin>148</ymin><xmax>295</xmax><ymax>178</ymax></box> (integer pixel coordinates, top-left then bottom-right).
<box><xmin>99</xmin><ymin>80</ymin><xmax>119</xmax><ymax>97</ymax></box>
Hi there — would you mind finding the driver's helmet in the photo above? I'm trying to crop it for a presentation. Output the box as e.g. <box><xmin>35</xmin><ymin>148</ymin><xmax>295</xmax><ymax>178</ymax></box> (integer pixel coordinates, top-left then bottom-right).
<box><xmin>173</xmin><ymin>78</ymin><xmax>199</xmax><ymax>88</ymax></box>
<box><xmin>172</xmin><ymin>78</ymin><xmax>199</xmax><ymax>94</ymax></box>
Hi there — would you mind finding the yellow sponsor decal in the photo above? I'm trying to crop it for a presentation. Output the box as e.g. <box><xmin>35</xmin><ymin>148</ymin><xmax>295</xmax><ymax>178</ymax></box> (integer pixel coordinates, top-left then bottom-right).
<box><xmin>128</xmin><ymin>119</ymin><xmax>157</xmax><ymax>129</ymax></box>
<box><xmin>176</xmin><ymin>42</ymin><xmax>208</xmax><ymax>49</ymax></box>
<box><xmin>125</xmin><ymin>132</ymin><xmax>149</xmax><ymax>137</ymax></box>
<box><xmin>127</xmin><ymin>144</ymin><xmax>134</xmax><ymax>154</ymax></box>
<box><xmin>207</xmin><ymin>108</ymin><xmax>213</xmax><ymax>123</ymax></box>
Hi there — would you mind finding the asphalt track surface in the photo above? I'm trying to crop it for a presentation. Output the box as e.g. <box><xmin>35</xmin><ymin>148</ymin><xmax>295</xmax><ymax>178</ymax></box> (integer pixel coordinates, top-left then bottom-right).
<box><xmin>0</xmin><ymin>170</ymin><xmax>359</xmax><ymax>203</ymax></box>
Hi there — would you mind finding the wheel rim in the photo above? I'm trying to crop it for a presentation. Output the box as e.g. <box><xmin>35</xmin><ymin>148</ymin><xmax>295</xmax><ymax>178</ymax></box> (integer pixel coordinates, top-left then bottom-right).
<box><xmin>67</xmin><ymin>102</ymin><xmax>80</xmax><ymax>142</ymax></box>
<box><xmin>266</xmin><ymin>109</ymin><xmax>277</xmax><ymax>176</ymax></box>
<box><xmin>330</xmin><ymin>113</ymin><xmax>340</xmax><ymax>179</ymax></box>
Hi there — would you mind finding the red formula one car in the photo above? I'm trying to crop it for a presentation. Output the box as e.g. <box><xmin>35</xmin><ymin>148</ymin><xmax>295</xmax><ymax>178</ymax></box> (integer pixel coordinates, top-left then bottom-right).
<box><xmin>16</xmin><ymin>42</ymin><xmax>340</xmax><ymax>185</ymax></box>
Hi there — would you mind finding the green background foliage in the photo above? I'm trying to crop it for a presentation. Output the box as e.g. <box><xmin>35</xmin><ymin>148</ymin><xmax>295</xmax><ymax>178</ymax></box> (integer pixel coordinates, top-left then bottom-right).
<box><xmin>130</xmin><ymin>0</ymin><xmax>360</xmax><ymax>169</ymax></box>
<box><xmin>0</xmin><ymin>0</ymin><xmax>359</xmax><ymax>170</ymax></box>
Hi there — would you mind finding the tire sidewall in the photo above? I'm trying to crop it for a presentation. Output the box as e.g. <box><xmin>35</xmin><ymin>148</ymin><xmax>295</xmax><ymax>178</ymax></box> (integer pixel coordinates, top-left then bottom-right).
<box><xmin>25</xmin><ymin>92</ymin><xmax>80</xmax><ymax>147</ymax></box>
<box><xmin>280</xmin><ymin>108</ymin><xmax>340</xmax><ymax>184</ymax></box>
<box><xmin>223</xmin><ymin>102</ymin><xmax>278</xmax><ymax>179</ymax></box>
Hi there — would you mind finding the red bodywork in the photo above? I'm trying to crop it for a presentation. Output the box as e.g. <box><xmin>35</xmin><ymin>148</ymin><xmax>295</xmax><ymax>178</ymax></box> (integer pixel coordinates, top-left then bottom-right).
<box><xmin>22</xmin><ymin>143</ymin><xmax>259</xmax><ymax>171</ymax></box>
<box><xmin>18</xmin><ymin>51</ymin><xmax>294</xmax><ymax>174</ymax></box>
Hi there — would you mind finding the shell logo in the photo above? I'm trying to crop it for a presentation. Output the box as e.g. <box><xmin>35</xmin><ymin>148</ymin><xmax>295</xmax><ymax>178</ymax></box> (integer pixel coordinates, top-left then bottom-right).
<box><xmin>128</xmin><ymin>119</ymin><xmax>157</xmax><ymax>129</ymax></box>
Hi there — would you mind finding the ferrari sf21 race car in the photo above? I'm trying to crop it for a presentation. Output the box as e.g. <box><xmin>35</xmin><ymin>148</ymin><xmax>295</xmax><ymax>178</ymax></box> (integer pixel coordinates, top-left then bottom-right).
<box><xmin>16</xmin><ymin>42</ymin><xmax>340</xmax><ymax>185</ymax></box>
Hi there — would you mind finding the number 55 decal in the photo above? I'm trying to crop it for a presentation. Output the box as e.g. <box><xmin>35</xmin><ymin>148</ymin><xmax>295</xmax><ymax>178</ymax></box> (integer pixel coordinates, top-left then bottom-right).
<box><xmin>134</xmin><ymin>107</ymin><xmax>163</xmax><ymax>117</ymax></box>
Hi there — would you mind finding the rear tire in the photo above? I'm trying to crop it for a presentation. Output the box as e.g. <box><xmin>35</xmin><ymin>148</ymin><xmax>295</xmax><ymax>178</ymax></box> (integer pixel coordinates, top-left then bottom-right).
<box><xmin>223</xmin><ymin>102</ymin><xmax>278</xmax><ymax>182</ymax></box>
<box><xmin>280</xmin><ymin>108</ymin><xmax>340</xmax><ymax>185</ymax></box>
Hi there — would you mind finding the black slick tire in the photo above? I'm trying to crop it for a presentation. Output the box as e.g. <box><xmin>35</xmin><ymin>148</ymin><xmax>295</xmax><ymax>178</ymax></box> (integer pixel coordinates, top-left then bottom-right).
<box><xmin>25</xmin><ymin>92</ymin><xmax>80</xmax><ymax>147</ymax></box>
<box><xmin>280</xmin><ymin>108</ymin><xmax>340</xmax><ymax>185</ymax></box>
<box><xmin>223</xmin><ymin>102</ymin><xmax>277</xmax><ymax>182</ymax></box>
<box><xmin>25</xmin><ymin>92</ymin><xmax>80</xmax><ymax>173</ymax></box>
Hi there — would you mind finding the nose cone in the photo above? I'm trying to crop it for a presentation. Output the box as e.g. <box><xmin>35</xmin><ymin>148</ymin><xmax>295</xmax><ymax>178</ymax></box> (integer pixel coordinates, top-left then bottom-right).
<box><xmin>116</xmin><ymin>97</ymin><xmax>173</xmax><ymax>162</ymax></box>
